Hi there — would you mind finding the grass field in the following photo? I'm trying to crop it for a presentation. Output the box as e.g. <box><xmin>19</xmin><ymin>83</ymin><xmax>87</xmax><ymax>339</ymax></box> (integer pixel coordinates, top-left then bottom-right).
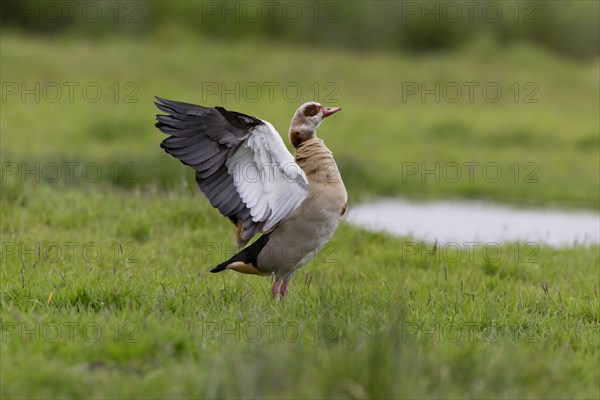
<box><xmin>2</xmin><ymin>185</ymin><xmax>599</xmax><ymax>398</ymax></box>
<box><xmin>1</xmin><ymin>32</ymin><xmax>599</xmax><ymax>205</ymax></box>
<box><xmin>1</xmin><ymin>31</ymin><xmax>599</xmax><ymax>399</ymax></box>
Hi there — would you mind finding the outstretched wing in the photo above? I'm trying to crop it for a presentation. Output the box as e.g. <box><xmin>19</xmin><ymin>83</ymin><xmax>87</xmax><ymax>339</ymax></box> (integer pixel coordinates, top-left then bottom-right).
<box><xmin>155</xmin><ymin>97</ymin><xmax>309</xmax><ymax>246</ymax></box>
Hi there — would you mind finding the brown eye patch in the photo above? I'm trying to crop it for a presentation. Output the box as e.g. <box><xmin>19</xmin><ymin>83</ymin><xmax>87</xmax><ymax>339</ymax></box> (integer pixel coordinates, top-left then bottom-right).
<box><xmin>303</xmin><ymin>104</ymin><xmax>319</xmax><ymax>117</ymax></box>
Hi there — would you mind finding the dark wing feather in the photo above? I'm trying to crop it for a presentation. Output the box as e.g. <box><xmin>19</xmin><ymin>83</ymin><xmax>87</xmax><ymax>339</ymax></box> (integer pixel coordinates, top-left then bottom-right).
<box><xmin>155</xmin><ymin>97</ymin><xmax>262</xmax><ymax>242</ymax></box>
<box><xmin>155</xmin><ymin>97</ymin><xmax>308</xmax><ymax>249</ymax></box>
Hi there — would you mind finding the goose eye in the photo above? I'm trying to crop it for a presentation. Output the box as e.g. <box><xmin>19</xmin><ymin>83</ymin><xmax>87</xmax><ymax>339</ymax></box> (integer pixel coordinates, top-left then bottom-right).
<box><xmin>303</xmin><ymin>104</ymin><xmax>319</xmax><ymax>117</ymax></box>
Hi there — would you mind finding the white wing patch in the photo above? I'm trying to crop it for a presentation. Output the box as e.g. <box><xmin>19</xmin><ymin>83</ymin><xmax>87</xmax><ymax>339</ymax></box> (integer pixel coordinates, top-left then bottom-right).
<box><xmin>227</xmin><ymin>121</ymin><xmax>309</xmax><ymax>232</ymax></box>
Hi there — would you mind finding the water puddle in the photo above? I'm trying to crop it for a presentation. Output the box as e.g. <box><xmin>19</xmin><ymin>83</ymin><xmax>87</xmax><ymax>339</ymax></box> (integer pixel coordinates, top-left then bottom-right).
<box><xmin>346</xmin><ymin>198</ymin><xmax>600</xmax><ymax>247</ymax></box>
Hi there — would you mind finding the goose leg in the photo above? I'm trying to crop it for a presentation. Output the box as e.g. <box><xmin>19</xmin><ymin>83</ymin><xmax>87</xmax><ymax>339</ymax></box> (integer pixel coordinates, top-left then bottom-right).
<box><xmin>271</xmin><ymin>279</ymin><xmax>283</xmax><ymax>299</ymax></box>
<box><xmin>280</xmin><ymin>281</ymin><xmax>289</xmax><ymax>298</ymax></box>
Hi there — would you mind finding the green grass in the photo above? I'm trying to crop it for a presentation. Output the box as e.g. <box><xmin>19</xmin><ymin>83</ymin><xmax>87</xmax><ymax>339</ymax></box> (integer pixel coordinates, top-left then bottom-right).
<box><xmin>1</xmin><ymin>32</ymin><xmax>598</xmax><ymax>207</ymax></box>
<box><xmin>1</xmin><ymin>184</ymin><xmax>599</xmax><ymax>398</ymax></box>
<box><xmin>1</xmin><ymin>32</ymin><xmax>599</xmax><ymax>398</ymax></box>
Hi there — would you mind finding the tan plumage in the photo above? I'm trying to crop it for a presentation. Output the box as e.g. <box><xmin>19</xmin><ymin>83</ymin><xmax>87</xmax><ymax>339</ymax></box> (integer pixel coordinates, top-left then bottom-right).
<box><xmin>256</xmin><ymin>137</ymin><xmax>347</xmax><ymax>286</ymax></box>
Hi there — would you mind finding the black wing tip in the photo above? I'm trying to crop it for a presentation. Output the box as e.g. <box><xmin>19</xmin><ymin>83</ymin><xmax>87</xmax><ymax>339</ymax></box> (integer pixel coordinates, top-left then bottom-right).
<box><xmin>210</xmin><ymin>263</ymin><xmax>227</xmax><ymax>273</ymax></box>
<box><xmin>215</xmin><ymin>106</ymin><xmax>263</xmax><ymax>130</ymax></box>
<box><xmin>154</xmin><ymin>96</ymin><xmax>173</xmax><ymax>109</ymax></box>
<box><xmin>155</xmin><ymin>96</ymin><xmax>213</xmax><ymax>108</ymax></box>
<box><xmin>154</xmin><ymin>96</ymin><xmax>180</xmax><ymax>105</ymax></box>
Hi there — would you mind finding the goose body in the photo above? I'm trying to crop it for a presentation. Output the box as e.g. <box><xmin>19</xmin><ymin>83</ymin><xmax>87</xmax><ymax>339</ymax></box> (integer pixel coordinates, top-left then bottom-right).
<box><xmin>155</xmin><ymin>98</ymin><xmax>346</xmax><ymax>298</ymax></box>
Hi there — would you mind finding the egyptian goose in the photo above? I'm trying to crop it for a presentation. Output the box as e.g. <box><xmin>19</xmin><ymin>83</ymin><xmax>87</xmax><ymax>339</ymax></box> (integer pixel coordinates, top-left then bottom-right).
<box><xmin>155</xmin><ymin>98</ymin><xmax>347</xmax><ymax>298</ymax></box>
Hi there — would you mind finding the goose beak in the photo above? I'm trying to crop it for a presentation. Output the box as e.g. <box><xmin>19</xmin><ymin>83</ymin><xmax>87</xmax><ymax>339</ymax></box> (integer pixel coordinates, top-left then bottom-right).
<box><xmin>321</xmin><ymin>106</ymin><xmax>342</xmax><ymax>118</ymax></box>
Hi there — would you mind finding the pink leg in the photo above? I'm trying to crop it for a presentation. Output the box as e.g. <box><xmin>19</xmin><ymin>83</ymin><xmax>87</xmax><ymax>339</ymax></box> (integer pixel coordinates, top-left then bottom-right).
<box><xmin>280</xmin><ymin>281</ymin><xmax>289</xmax><ymax>298</ymax></box>
<box><xmin>271</xmin><ymin>279</ymin><xmax>283</xmax><ymax>299</ymax></box>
